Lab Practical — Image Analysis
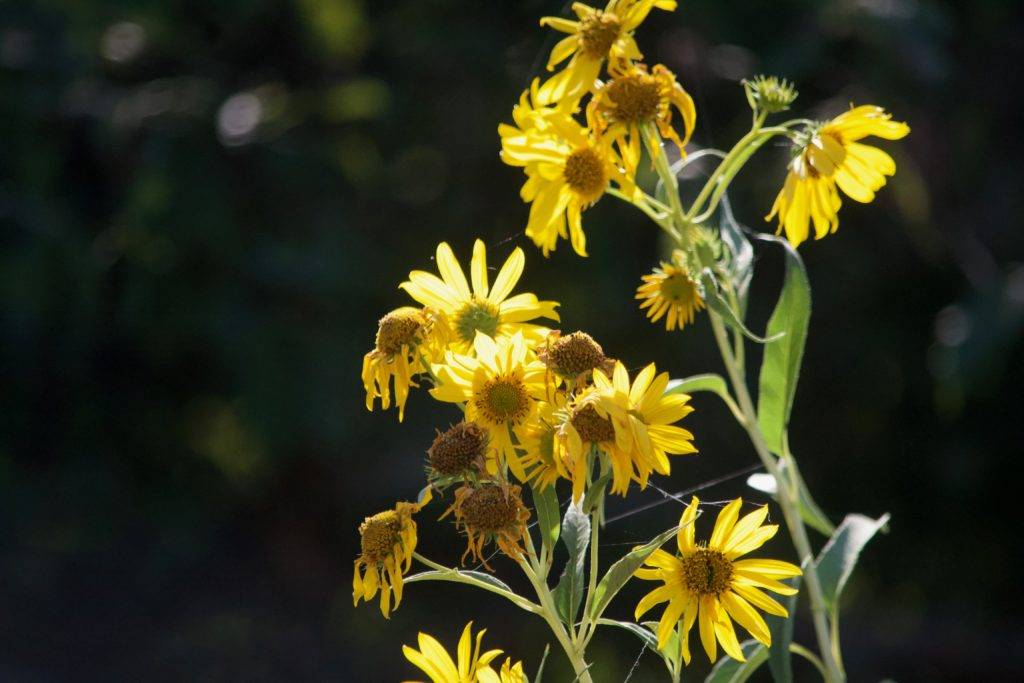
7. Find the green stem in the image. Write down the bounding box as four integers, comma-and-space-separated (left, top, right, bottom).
519, 558, 594, 683
707, 312, 845, 683
791, 642, 829, 679
579, 507, 601, 647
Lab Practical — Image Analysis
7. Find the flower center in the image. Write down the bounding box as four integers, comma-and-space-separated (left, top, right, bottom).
680, 548, 734, 595
375, 310, 423, 356
462, 486, 521, 533
359, 510, 402, 563
563, 148, 607, 198
429, 422, 488, 476
542, 331, 606, 378
571, 403, 616, 443
454, 298, 500, 343
476, 376, 530, 425
604, 74, 661, 123
580, 11, 622, 59
659, 270, 699, 305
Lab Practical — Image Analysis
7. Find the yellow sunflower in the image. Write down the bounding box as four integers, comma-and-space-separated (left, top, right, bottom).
400, 239, 560, 354
444, 481, 531, 569
499, 86, 634, 257
636, 257, 705, 331
766, 104, 910, 247
352, 491, 429, 618
555, 388, 633, 500
634, 497, 802, 665
362, 306, 445, 422
515, 398, 571, 491
538, 0, 678, 105
592, 361, 698, 491
589, 61, 696, 170
430, 332, 550, 480
402, 621, 526, 683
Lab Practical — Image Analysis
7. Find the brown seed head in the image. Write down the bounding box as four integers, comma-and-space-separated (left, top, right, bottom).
428, 422, 488, 476
359, 510, 402, 563
680, 548, 734, 595
571, 403, 616, 443
542, 331, 607, 379
461, 485, 522, 533
375, 310, 424, 356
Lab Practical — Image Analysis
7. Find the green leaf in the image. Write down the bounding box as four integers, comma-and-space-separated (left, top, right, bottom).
746, 460, 835, 537
582, 468, 612, 515
719, 195, 754, 316
765, 575, 801, 683
598, 619, 659, 651
815, 513, 891, 609
552, 500, 590, 625
701, 269, 782, 344
532, 644, 549, 683
531, 482, 561, 553
665, 373, 729, 397
704, 640, 769, 683
755, 234, 811, 454
405, 569, 514, 593
587, 525, 680, 620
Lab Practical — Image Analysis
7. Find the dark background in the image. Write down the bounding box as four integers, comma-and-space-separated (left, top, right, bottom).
2, 1, 1022, 681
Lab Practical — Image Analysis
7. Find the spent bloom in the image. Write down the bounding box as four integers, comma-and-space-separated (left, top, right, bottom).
361, 306, 443, 422
352, 493, 429, 618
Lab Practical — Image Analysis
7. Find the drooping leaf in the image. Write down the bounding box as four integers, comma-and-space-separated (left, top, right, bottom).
552, 501, 590, 625
665, 373, 729, 398
746, 460, 835, 537
719, 195, 754, 316
598, 619, 659, 651
755, 234, 811, 454
587, 525, 680, 620
531, 482, 561, 553
701, 269, 782, 344
532, 644, 549, 683
405, 569, 514, 593
815, 513, 891, 609
704, 640, 769, 683
765, 575, 801, 683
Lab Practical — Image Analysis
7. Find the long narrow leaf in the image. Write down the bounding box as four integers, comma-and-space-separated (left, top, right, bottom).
586, 526, 680, 620
531, 482, 561, 553
704, 640, 768, 683
755, 235, 811, 454
766, 575, 801, 682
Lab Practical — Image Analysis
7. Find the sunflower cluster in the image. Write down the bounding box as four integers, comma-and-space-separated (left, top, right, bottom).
499, 0, 695, 258
356, 238, 698, 618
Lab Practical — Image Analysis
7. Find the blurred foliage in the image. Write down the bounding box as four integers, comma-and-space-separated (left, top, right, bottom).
1, 1, 1022, 681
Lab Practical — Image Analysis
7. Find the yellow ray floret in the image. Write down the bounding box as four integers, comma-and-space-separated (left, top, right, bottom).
766, 105, 910, 247
590, 361, 698, 495
402, 621, 526, 683
352, 491, 430, 618
431, 332, 551, 480
538, 0, 678, 105
500, 83, 635, 257
634, 496, 802, 665
400, 239, 560, 354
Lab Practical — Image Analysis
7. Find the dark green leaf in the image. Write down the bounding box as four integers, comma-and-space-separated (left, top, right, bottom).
704, 640, 768, 683
815, 513, 891, 609
531, 482, 561, 553
766, 575, 801, 683
755, 234, 811, 454
552, 501, 590, 625
587, 525, 680, 620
